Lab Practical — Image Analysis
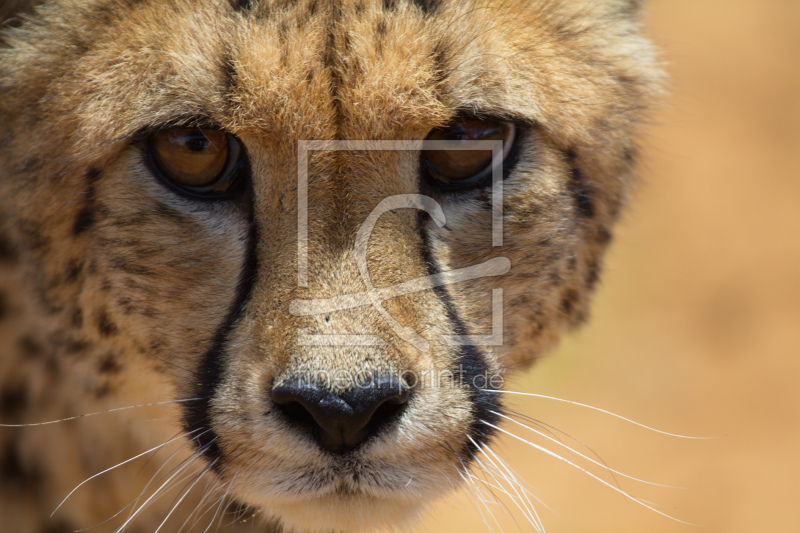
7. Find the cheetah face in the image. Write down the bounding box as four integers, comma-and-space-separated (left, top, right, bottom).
0, 0, 660, 531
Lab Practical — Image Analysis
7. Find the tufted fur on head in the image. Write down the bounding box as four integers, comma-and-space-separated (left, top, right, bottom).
0, 0, 662, 531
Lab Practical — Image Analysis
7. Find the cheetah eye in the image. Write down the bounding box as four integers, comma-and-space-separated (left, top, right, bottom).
148, 128, 244, 197
422, 119, 516, 190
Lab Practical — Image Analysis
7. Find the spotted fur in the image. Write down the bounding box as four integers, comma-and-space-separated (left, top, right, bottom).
0, 0, 662, 531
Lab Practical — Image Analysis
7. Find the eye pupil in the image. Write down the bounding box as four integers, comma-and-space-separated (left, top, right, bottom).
186, 135, 209, 152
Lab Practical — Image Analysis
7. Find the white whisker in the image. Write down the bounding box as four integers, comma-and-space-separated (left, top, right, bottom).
448, 446, 498, 533
481, 444, 546, 532
89, 427, 224, 532
491, 410, 678, 488
114, 441, 215, 533
122, 430, 217, 525
177, 469, 224, 533
461, 467, 500, 533
483, 421, 699, 526
485, 390, 712, 439
0, 398, 204, 427
469, 436, 545, 533
51, 428, 202, 517
155, 458, 218, 533
203, 467, 239, 533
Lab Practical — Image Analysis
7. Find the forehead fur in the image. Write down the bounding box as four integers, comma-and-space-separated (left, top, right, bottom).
0, 0, 660, 163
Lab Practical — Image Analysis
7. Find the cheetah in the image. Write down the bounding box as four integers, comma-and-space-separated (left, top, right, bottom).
0, 0, 662, 531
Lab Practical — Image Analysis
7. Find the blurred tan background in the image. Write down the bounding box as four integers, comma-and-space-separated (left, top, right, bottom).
423, 1, 800, 532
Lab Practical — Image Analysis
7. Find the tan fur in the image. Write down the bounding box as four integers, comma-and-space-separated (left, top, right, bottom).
0, 0, 662, 531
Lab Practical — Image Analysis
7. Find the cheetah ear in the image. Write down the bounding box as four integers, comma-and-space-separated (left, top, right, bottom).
0, 0, 44, 32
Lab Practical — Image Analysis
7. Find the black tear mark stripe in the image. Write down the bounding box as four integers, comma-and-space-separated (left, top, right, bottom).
181, 198, 259, 471
419, 220, 502, 457
72, 167, 102, 236
566, 150, 595, 218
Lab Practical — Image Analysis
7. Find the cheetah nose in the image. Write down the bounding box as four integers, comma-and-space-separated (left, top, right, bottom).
271, 375, 411, 454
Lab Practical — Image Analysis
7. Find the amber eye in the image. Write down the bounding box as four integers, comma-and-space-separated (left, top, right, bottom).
423, 119, 516, 188
149, 128, 243, 196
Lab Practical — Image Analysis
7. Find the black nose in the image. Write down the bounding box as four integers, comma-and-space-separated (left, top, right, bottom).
271, 375, 411, 454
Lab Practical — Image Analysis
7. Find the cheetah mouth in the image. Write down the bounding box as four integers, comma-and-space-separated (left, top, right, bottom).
229, 461, 435, 532
256, 490, 426, 533
271, 464, 428, 499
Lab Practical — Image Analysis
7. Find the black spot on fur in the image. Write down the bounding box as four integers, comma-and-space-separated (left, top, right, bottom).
117, 297, 136, 315
149, 339, 165, 353
411, 0, 440, 15
18, 335, 44, 359
381, 0, 437, 16
0, 291, 8, 320
98, 353, 122, 375
96, 309, 119, 337
71, 307, 83, 327
98, 277, 113, 292
560, 288, 579, 316
72, 206, 97, 235
94, 383, 111, 399
64, 260, 82, 284
228, 0, 252, 11
0, 445, 25, 481
566, 150, 595, 218
0, 442, 41, 488
548, 271, 563, 285
0, 385, 26, 419
586, 259, 602, 289
0, 233, 18, 262
567, 256, 578, 271
374, 18, 386, 56
72, 168, 102, 235
64, 338, 89, 356
42, 520, 78, 533
85, 167, 102, 185
596, 227, 612, 246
